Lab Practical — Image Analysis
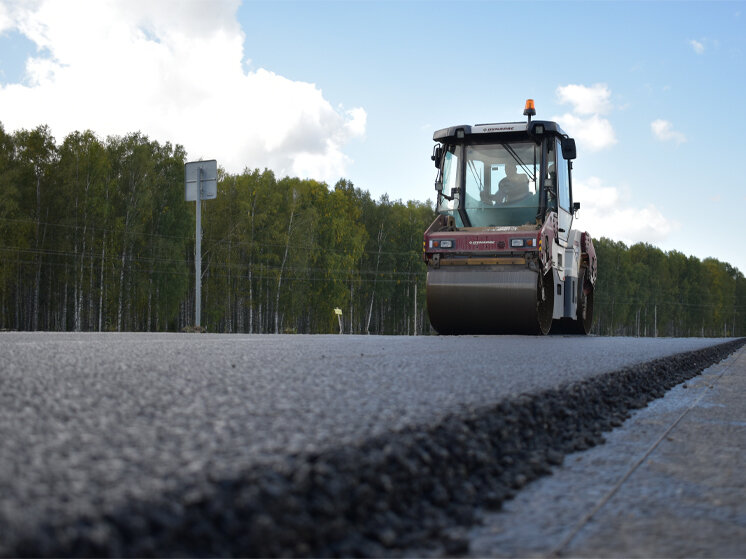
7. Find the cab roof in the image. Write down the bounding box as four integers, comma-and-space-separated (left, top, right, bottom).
433, 120, 567, 143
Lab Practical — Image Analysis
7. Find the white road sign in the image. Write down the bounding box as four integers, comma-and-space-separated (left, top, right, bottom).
185, 160, 218, 201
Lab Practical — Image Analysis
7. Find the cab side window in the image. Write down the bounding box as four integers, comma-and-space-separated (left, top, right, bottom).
556, 139, 570, 211
545, 139, 557, 210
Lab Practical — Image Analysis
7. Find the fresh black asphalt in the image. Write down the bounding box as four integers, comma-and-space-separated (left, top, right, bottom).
0, 333, 742, 556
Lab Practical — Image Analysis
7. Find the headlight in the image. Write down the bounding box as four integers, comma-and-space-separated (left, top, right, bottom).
511, 238, 538, 248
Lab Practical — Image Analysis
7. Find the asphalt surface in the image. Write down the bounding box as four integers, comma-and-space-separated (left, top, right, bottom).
0, 333, 742, 556
468, 343, 746, 558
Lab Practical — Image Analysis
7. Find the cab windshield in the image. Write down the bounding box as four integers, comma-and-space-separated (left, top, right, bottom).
437, 141, 542, 227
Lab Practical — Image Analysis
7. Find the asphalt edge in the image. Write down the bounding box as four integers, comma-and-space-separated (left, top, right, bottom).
8, 338, 746, 558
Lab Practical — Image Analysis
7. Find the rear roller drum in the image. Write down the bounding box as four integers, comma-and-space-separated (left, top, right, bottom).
573, 267, 594, 335
551, 268, 595, 335
536, 271, 553, 335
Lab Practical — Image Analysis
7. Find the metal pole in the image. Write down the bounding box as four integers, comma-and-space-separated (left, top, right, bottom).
195, 167, 202, 328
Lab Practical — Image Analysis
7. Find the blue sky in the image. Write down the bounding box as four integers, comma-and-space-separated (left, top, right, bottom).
1, 0, 745, 273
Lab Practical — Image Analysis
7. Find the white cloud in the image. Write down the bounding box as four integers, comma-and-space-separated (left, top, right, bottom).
573, 176, 678, 244
689, 39, 705, 54
555, 83, 612, 115
554, 113, 617, 152
0, 0, 366, 182
0, 3, 12, 33
651, 119, 686, 145
553, 84, 616, 152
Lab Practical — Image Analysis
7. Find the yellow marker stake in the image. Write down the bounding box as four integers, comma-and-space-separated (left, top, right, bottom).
334, 308, 343, 334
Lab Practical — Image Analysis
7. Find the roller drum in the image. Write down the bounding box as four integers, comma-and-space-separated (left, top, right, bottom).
426, 266, 541, 334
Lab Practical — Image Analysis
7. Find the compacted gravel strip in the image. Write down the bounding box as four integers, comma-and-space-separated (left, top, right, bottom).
2, 337, 743, 557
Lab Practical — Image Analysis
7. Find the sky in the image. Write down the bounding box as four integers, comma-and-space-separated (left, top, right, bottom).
1, 0, 745, 273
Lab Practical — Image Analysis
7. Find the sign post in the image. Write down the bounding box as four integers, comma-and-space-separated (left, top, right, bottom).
185, 160, 217, 329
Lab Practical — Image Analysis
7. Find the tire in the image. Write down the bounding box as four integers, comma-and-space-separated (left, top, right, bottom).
536, 270, 553, 335
573, 267, 594, 335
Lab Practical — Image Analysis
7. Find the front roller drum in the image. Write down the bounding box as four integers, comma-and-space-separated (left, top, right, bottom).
426, 266, 553, 335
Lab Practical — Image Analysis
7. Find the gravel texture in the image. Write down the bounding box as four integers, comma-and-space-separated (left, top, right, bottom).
0, 333, 743, 556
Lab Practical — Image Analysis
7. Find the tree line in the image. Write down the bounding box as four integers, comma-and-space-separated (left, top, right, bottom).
0, 123, 744, 336
592, 238, 745, 337
0, 124, 434, 334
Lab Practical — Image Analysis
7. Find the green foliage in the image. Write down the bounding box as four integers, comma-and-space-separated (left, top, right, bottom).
592, 237, 745, 337
0, 126, 190, 331
198, 171, 435, 334
0, 123, 437, 333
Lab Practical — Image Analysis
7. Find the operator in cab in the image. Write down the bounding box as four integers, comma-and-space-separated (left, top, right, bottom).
495, 163, 529, 204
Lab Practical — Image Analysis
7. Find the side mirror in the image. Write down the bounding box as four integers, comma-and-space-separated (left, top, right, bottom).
573, 202, 580, 213
431, 145, 442, 168
561, 137, 576, 160
435, 179, 443, 192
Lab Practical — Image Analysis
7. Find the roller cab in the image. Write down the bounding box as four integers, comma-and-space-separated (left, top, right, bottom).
423, 100, 597, 335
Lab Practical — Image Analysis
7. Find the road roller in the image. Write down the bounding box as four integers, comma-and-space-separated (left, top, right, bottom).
423, 100, 597, 335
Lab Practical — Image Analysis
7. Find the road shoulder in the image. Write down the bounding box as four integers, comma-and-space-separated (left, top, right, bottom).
468, 344, 746, 558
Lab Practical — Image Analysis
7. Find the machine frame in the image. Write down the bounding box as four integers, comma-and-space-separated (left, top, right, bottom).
423, 102, 597, 335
